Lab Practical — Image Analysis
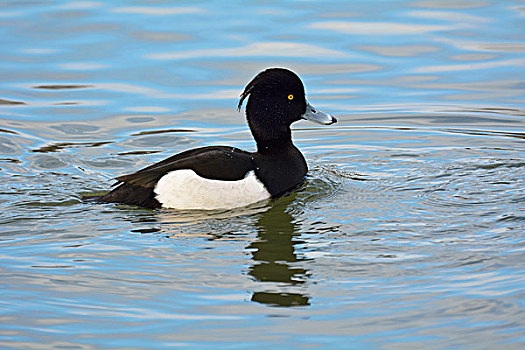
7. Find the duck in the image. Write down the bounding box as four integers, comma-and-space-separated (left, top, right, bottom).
97, 68, 337, 210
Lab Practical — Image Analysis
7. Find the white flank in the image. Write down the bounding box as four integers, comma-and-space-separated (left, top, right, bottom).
154, 169, 271, 210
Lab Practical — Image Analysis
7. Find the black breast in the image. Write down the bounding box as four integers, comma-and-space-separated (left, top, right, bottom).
253, 145, 307, 197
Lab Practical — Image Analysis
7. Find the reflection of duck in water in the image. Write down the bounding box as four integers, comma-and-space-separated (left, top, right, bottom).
121, 190, 312, 307
96, 68, 336, 209
248, 201, 310, 307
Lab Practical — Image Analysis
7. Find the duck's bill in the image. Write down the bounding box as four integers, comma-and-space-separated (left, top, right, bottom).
302, 101, 337, 125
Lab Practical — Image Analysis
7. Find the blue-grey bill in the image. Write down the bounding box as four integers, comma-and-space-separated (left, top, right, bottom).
302, 101, 337, 125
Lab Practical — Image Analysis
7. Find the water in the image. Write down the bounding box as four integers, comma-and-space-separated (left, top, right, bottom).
1, 0, 524, 349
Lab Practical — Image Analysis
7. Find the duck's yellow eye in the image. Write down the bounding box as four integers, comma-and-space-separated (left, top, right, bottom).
288, 94, 294, 100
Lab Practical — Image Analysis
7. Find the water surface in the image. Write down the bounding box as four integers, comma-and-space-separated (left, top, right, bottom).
1, 0, 524, 349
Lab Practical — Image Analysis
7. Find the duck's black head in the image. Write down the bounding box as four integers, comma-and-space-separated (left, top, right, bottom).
238, 68, 336, 152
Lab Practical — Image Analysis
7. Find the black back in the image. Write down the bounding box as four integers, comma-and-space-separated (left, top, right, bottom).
98, 146, 255, 208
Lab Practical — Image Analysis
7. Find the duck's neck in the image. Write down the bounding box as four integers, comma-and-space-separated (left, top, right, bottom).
246, 97, 296, 155
255, 134, 294, 155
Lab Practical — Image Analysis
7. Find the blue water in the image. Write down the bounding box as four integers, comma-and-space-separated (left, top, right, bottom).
1, 1, 524, 349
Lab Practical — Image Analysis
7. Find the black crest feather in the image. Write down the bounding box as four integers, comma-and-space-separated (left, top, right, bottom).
237, 68, 291, 111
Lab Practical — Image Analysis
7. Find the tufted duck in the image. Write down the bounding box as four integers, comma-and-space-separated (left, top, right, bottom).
97, 68, 337, 209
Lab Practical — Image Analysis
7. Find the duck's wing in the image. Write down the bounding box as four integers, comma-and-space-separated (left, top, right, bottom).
97, 146, 255, 208
115, 146, 255, 188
